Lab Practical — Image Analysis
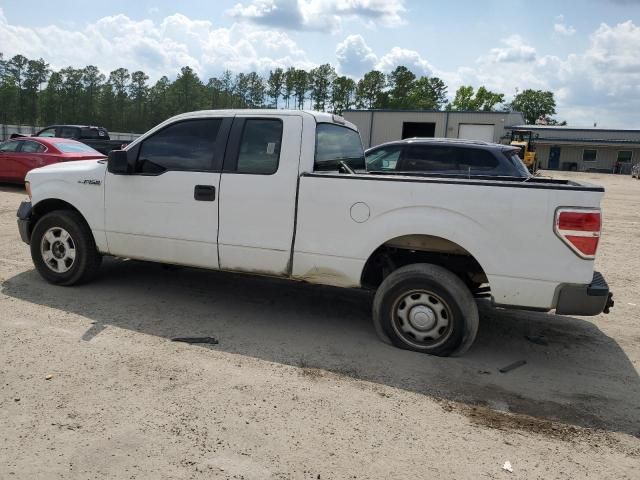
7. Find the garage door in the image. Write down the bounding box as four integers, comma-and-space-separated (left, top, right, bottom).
458, 124, 495, 142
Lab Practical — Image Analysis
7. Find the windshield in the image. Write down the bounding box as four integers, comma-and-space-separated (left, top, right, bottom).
504, 150, 531, 177
314, 123, 365, 171
54, 141, 101, 154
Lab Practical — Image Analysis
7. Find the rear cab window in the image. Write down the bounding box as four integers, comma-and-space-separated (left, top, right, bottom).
37, 128, 57, 138
314, 123, 365, 171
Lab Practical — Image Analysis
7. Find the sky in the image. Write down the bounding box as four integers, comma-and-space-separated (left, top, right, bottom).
1, 0, 640, 127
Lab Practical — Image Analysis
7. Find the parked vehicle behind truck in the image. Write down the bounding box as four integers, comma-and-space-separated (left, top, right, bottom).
12, 125, 130, 155
16, 110, 613, 356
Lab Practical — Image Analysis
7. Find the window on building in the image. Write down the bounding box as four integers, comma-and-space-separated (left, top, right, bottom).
582, 149, 597, 162
617, 150, 632, 163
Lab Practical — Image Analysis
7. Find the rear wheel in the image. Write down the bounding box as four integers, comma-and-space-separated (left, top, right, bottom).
373, 263, 479, 357
30, 210, 102, 285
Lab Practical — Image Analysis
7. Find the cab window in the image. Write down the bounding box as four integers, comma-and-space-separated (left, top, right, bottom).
37, 128, 57, 137
59, 127, 79, 139
314, 123, 365, 171
137, 119, 222, 173
236, 119, 283, 175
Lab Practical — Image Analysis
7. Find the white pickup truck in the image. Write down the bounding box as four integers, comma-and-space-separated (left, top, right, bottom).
16, 110, 613, 356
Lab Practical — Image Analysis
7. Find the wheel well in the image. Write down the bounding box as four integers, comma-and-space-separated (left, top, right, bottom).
360, 235, 489, 293
29, 199, 87, 240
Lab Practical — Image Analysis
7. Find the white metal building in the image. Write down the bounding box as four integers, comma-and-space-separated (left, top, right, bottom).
505, 125, 640, 174
343, 109, 526, 148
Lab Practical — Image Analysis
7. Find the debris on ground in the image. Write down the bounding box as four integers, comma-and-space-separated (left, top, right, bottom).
499, 360, 527, 374
171, 336, 219, 345
45, 374, 53, 380
502, 461, 513, 473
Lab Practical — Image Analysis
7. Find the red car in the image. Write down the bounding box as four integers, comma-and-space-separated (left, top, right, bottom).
0, 137, 105, 184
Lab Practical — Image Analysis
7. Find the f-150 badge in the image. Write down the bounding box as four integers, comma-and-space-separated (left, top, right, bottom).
78, 179, 101, 186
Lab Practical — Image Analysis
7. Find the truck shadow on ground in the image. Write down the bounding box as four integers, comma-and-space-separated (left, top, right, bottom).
3, 257, 639, 436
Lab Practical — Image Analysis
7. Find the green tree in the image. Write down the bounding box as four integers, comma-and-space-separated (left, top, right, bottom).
81, 65, 105, 124
5, 54, 29, 123
60, 67, 83, 123
42, 71, 63, 125
387, 66, 416, 109
331, 76, 356, 114
147, 76, 171, 127
283, 67, 296, 109
293, 69, 309, 109
450, 85, 504, 112
170, 66, 206, 114
129, 71, 149, 131
109, 68, 130, 130
23, 58, 50, 124
309, 63, 336, 111
509, 89, 557, 124
246, 71, 265, 108
409, 76, 448, 110
355, 70, 386, 109
267, 67, 284, 108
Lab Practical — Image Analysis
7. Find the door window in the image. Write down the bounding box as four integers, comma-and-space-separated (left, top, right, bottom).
20, 140, 46, 153
457, 148, 500, 173
401, 146, 457, 172
37, 128, 57, 137
137, 119, 222, 173
617, 151, 632, 163
365, 146, 402, 171
236, 119, 283, 174
0, 141, 21, 152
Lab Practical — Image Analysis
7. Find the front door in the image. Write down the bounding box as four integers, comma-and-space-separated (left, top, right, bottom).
0, 140, 22, 181
104, 116, 232, 268
548, 146, 561, 170
217, 114, 302, 275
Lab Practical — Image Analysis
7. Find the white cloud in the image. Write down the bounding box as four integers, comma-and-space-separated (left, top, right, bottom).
335, 34, 433, 77
554, 14, 576, 36
229, 0, 406, 32
481, 35, 537, 63
0, 11, 310, 80
335, 34, 377, 76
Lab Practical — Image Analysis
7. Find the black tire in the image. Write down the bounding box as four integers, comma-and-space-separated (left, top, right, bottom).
30, 210, 102, 286
373, 263, 479, 357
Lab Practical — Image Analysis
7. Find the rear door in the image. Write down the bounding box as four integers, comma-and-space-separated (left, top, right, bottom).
217, 114, 303, 275
104, 116, 232, 268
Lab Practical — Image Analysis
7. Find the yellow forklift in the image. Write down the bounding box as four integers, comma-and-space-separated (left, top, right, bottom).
510, 129, 539, 173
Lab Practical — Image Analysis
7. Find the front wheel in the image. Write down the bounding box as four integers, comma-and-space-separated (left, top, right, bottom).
30, 210, 102, 286
372, 263, 479, 357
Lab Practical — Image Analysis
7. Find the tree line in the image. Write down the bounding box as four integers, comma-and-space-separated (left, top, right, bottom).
0, 52, 560, 133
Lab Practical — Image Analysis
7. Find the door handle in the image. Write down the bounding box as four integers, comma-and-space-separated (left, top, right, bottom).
194, 185, 216, 201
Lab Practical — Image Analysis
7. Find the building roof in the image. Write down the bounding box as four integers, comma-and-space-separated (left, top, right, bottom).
505, 124, 640, 146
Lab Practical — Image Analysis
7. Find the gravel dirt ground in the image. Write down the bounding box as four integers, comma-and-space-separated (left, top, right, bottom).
1, 171, 639, 479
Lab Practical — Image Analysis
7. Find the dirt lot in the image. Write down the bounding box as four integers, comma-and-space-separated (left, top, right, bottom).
1, 171, 639, 479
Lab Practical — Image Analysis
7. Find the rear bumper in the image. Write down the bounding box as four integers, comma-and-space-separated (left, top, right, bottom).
16, 201, 32, 245
555, 271, 614, 316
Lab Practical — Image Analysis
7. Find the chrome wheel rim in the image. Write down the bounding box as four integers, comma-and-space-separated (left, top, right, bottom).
41, 227, 76, 273
391, 290, 453, 348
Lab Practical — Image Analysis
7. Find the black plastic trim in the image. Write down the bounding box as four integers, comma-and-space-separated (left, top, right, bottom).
16, 201, 32, 244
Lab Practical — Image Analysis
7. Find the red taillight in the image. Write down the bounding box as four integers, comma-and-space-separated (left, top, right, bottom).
555, 208, 601, 259
557, 211, 601, 232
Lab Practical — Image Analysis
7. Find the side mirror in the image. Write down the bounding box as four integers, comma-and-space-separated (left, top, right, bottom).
107, 150, 132, 175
